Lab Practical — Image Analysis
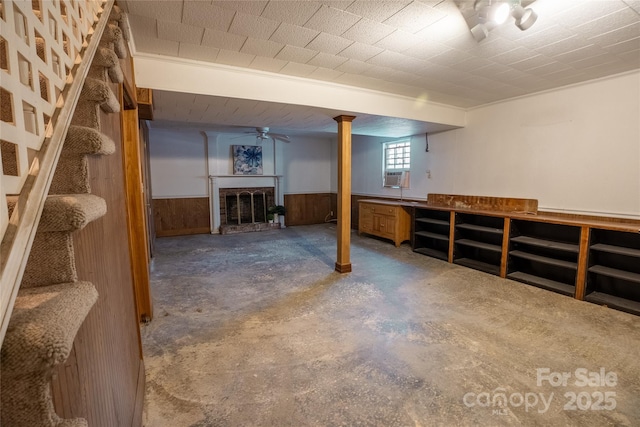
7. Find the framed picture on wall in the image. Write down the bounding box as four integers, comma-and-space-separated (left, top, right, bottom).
233, 145, 263, 175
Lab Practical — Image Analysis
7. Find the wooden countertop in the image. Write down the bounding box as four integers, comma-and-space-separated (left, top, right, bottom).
358, 199, 640, 233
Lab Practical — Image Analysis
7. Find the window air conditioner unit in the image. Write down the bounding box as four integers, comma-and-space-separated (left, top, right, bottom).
384, 171, 409, 188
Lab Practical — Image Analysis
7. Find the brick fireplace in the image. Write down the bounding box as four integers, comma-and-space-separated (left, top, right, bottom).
208, 172, 283, 235
218, 186, 279, 234
219, 187, 275, 225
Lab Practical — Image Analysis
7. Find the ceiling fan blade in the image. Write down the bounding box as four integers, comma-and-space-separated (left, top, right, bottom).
273, 135, 290, 143
270, 132, 290, 142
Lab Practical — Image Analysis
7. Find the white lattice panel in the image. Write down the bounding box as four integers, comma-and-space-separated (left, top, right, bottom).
0, 0, 104, 237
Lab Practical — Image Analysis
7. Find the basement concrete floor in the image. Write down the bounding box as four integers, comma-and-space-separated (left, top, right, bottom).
142, 224, 640, 427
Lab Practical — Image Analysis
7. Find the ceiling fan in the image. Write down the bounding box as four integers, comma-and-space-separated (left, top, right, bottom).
243, 127, 290, 143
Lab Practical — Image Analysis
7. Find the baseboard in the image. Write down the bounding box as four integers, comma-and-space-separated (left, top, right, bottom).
156, 227, 210, 237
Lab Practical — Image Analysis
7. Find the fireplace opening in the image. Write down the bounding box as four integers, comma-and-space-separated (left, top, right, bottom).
225, 191, 267, 224
218, 186, 277, 234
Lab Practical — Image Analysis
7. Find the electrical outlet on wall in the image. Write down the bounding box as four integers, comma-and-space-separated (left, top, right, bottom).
426, 170, 432, 179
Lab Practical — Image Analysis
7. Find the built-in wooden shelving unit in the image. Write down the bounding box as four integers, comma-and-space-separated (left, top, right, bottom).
413, 208, 452, 261
507, 220, 581, 296
454, 213, 504, 276
402, 194, 640, 317
585, 229, 640, 316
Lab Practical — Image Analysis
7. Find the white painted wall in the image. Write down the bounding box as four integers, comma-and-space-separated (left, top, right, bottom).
148, 128, 207, 198
351, 71, 640, 218
280, 135, 333, 194
150, 71, 639, 218
149, 130, 334, 197
351, 134, 419, 200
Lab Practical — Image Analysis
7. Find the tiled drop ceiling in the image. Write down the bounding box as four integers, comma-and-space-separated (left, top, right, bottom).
120, 0, 640, 136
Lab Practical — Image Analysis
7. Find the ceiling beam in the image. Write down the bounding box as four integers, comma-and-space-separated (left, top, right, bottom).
133, 54, 467, 129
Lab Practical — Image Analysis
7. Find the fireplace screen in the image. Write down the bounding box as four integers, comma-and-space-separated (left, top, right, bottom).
219, 187, 275, 226
225, 191, 267, 224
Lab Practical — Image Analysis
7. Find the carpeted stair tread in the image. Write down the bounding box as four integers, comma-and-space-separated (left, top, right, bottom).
78, 77, 120, 113
71, 77, 120, 130
39, 194, 107, 232
89, 46, 124, 84
100, 23, 127, 59
110, 5, 130, 41
49, 126, 115, 194
1, 282, 96, 427
6, 194, 106, 232
1, 281, 98, 374
64, 126, 116, 155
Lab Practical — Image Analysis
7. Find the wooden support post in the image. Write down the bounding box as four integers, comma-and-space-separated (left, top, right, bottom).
448, 211, 456, 263
574, 226, 590, 300
333, 115, 356, 273
500, 217, 511, 278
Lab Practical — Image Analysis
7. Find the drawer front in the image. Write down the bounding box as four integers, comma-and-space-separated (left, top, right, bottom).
359, 203, 376, 213
372, 205, 396, 215
359, 215, 373, 232
359, 205, 373, 232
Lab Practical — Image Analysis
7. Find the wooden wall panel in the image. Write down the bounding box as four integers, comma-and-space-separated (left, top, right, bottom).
284, 193, 333, 226
153, 197, 210, 237
50, 74, 144, 426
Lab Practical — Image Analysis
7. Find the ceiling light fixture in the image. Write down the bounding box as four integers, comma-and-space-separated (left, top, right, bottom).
470, 0, 538, 42
489, 1, 511, 25
511, 4, 538, 31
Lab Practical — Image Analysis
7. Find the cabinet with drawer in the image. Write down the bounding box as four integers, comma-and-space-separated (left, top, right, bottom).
358, 200, 411, 247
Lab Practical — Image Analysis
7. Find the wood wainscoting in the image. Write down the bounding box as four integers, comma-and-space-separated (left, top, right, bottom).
284, 193, 415, 229
284, 193, 336, 226
153, 197, 210, 237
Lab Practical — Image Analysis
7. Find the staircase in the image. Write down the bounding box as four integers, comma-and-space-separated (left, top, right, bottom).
0, 1, 130, 425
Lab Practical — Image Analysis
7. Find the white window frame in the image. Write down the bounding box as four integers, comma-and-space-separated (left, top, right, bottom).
382, 140, 411, 188
383, 140, 411, 172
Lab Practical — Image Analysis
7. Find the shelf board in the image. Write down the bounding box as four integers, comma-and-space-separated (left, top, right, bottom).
584, 292, 640, 316
415, 217, 449, 226
588, 265, 640, 284
413, 247, 448, 261
590, 243, 640, 258
455, 239, 502, 253
507, 271, 575, 296
414, 231, 449, 241
456, 223, 503, 235
510, 235, 579, 253
510, 250, 577, 270
454, 258, 500, 275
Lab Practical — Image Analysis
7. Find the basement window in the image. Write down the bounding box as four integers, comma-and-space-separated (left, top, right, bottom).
383, 140, 410, 188
384, 140, 410, 172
